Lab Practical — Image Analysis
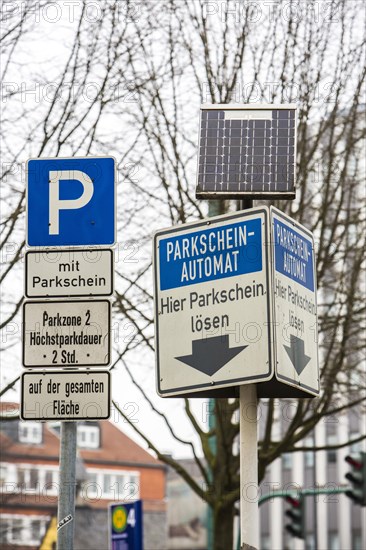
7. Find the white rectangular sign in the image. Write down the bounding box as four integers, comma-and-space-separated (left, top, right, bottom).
25, 248, 114, 298
271, 207, 319, 395
22, 300, 111, 367
153, 209, 273, 396
21, 370, 111, 420
153, 206, 319, 398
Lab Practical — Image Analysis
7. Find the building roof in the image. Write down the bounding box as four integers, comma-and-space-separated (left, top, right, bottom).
0, 400, 60, 460
0, 402, 162, 468
80, 419, 162, 467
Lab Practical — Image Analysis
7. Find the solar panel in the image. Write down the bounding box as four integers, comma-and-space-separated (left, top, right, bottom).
196, 104, 297, 199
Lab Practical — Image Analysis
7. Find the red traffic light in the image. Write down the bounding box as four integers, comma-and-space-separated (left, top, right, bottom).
285, 495, 300, 508
344, 452, 366, 507
345, 455, 362, 469
285, 495, 305, 539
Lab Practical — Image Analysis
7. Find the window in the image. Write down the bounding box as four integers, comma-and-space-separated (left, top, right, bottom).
15, 465, 58, 495
304, 436, 315, 468
0, 518, 8, 544
43, 476, 58, 495
282, 453, 293, 469
29, 468, 38, 489
30, 519, 42, 540
18, 467, 36, 490
329, 532, 340, 550
17, 467, 27, 489
128, 475, 139, 498
283, 531, 292, 550
306, 533, 315, 550
42, 469, 58, 494
45, 470, 53, 486
83, 472, 100, 499
326, 435, 338, 464
0, 464, 8, 486
83, 469, 140, 500
115, 475, 126, 497
349, 432, 361, 453
77, 425, 100, 449
0, 463, 17, 488
261, 534, 270, 550
88, 472, 97, 484
18, 422, 42, 444
103, 474, 112, 494
0, 515, 49, 546
11, 519, 23, 542
352, 530, 362, 550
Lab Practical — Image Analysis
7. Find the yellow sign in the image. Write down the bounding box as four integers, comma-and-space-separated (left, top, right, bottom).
112, 505, 128, 533
40, 516, 57, 550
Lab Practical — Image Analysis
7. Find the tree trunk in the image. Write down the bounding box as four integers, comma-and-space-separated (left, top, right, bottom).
213, 503, 235, 550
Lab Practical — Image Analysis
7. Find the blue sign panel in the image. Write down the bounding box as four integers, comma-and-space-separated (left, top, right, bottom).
27, 157, 115, 246
273, 218, 314, 291
110, 501, 143, 550
159, 218, 262, 290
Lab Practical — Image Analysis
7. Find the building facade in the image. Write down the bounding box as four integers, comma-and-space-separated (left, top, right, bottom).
259, 403, 366, 550
165, 403, 366, 550
0, 402, 167, 549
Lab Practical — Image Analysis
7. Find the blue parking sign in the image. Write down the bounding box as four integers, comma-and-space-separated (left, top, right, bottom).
27, 157, 115, 246
109, 501, 143, 550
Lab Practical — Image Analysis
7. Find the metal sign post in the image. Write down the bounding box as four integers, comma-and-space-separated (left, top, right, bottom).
238, 199, 258, 550
240, 384, 258, 550
57, 422, 77, 550
23, 156, 116, 550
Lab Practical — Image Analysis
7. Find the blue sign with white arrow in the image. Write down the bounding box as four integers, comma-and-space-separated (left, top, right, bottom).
27, 157, 115, 247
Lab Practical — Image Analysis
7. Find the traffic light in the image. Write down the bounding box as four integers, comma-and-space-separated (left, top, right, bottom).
285, 494, 305, 539
344, 452, 366, 506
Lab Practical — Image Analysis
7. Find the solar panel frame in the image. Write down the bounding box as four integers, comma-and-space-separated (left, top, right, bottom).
196, 104, 297, 200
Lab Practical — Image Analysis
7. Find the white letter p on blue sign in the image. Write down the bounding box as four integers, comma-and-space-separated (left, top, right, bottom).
27, 157, 115, 247
49, 170, 94, 235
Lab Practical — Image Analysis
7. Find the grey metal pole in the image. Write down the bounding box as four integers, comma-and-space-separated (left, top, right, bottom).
313, 431, 319, 550
240, 384, 258, 550
207, 200, 221, 550
57, 421, 77, 550
238, 198, 259, 550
